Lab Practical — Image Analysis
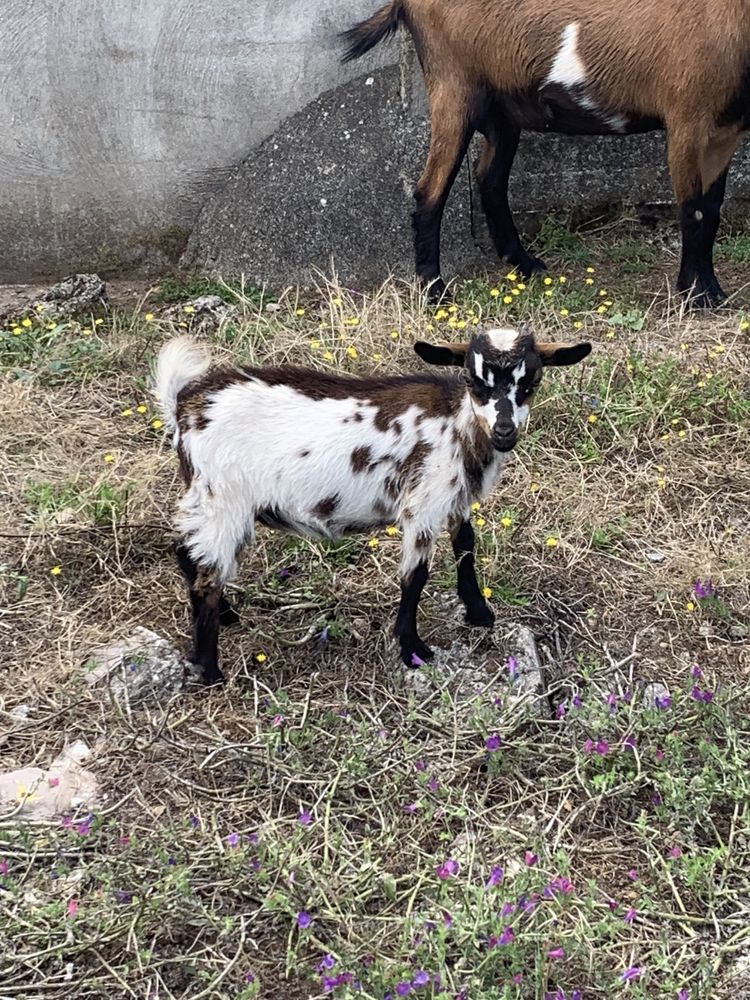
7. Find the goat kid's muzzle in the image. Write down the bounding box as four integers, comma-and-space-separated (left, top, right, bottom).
491, 419, 518, 453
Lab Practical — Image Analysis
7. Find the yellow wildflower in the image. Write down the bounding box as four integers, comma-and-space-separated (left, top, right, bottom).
740, 319, 750, 331
500, 515, 513, 528
588, 414, 599, 424
36, 303, 45, 313
597, 305, 608, 314
490, 288, 501, 298
136, 405, 147, 414
686, 601, 696, 613
599, 289, 607, 297
482, 586, 493, 599
585, 278, 594, 286
12, 326, 22, 335
390, 330, 399, 339
546, 536, 559, 548
511, 288, 521, 296
426, 323, 434, 332
50, 565, 62, 576
95, 317, 104, 325
530, 481, 540, 493
544, 276, 553, 286
476, 517, 487, 527
347, 346, 358, 359
657, 477, 667, 489
368, 537, 380, 549
121, 408, 133, 417
506, 272, 518, 282
448, 304, 458, 313
678, 429, 686, 439
714, 343, 725, 353
104, 453, 115, 464
373, 352, 383, 361
471, 502, 481, 511
386, 525, 399, 537
574, 321, 583, 329
680, 342, 688, 351
323, 350, 334, 361
152, 419, 164, 430
545, 290, 553, 297
606, 329, 616, 339
332, 296, 342, 306
145, 312, 155, 322
456, 320, 468, 329
560, 308, 570, 317
255, 652, 267, 663
559, 276, 567, 284
310, 339, 321, 349
22, 318, 32, 328
346, 317, 360, 327
295, 307, 305, 316
517, 283, 526, 291
586, 266, 596, 273
503, 296, 513, 305
435, 308, 448, 320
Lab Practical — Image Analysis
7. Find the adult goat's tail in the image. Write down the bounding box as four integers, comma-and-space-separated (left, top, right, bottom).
153, 336, 212, 437
340, 1, 404, 63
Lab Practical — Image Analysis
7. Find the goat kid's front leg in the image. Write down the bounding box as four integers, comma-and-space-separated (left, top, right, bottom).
451, 518, 495, 628
175, 541, 226, 686
394, 529, 436, 667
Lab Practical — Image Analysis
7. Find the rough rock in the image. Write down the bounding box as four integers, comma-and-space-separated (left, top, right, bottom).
642, 681, 671, 710
162, 294, 239, 333
500, 624, 549, 718
0, 741, 98, 822
85, 626, 190, 704
182, 63, 716, 289
30, 273, 108, 320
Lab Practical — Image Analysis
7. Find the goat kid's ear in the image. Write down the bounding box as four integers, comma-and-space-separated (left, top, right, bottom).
414, 341, 469, 367
538, 341, 592, 367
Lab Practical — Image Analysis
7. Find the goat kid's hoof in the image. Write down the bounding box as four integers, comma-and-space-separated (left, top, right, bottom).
401, 641, 435, 668
466, 602, 495, 628
424, 277, 449, 304
193, 664, 225, 687
219, 603, 241, 627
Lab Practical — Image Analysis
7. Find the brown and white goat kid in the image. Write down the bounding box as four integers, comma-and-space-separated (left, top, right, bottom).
155, 331, 590, 684
342, 0, 750, 306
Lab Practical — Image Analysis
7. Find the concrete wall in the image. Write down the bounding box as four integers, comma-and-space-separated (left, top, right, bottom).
0, 0, 389, 281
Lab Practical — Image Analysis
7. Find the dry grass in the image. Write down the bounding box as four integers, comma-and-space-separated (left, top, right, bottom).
1, 225, 750, 1000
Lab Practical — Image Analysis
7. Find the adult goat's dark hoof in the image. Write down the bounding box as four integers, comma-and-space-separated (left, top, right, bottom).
677, 276, 728, 309
400, 639, 435, 667
509, 251, 547, 280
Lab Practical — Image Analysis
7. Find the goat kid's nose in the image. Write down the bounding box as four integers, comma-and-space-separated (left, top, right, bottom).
492, 422, 517, 452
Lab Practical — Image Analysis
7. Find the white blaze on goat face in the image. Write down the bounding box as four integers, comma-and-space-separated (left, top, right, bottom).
508, 360, 530, 427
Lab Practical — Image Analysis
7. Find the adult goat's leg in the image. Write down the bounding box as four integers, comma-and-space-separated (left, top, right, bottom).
670, 122, 738, 307
413, 86, 473, 300
476, 125, 546, 280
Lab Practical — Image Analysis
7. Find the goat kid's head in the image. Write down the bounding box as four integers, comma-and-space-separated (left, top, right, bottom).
415, 327, 592, 452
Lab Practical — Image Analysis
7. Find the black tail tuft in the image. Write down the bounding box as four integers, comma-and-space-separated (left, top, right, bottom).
340, 1, 403, 63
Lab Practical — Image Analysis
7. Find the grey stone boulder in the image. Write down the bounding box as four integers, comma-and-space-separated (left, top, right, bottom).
85, 627, 191, 704
180, 61, 730, 290
162, 294, 239, 333
31, 273, 108, 320
0, 741, 98, 822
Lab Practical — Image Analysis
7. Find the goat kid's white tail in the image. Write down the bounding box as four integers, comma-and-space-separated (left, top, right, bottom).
153, 336, 212, 435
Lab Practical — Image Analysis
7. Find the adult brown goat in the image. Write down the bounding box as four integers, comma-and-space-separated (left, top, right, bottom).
342, 0, 750, 306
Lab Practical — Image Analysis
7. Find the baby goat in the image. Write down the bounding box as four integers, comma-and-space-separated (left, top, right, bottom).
342, 0, 750, 306
155, 331, 590, 684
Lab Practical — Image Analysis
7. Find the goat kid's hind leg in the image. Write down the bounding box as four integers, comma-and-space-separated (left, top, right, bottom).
394, 529, 436, 667
413, 86, 474, 301
476, 128, 546, 281
175, 541, 226, 686
451, 518, 495, 628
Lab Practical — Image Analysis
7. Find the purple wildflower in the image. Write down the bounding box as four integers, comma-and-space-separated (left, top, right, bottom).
596, 739, 611, 755
627, 868, 638, 881
584, 739, 595, 753
655, 748, 666, 761
608, 899, 619, 911
606, 692, 619, 709
621, 967, 642, 983
498, 926, 515, 945
623, 735, 637, 750
485, 866, 504, 889
694, 581, 716, 599
415, 759, 427, 772
297, 911, 312, 929
189, 814, 200, 828
411, 653, 426, 667
442, 910, 453, 927
556, 702, 567, 720
75, 814, 94, 836
437, 859, 459, 879
396, 982, 412, 997
404, 802, 419, 814
549, 875, 575, 895
678, 990, 690, 1000
318, 955, 336, 972
485, 733, 502, 751
624, 907, 637, 923
227, 832, 240, 848
654, 694, 672, 709
669, 845, 683, 859
427, 777, 439, 791
412, 971, 430, 987
507, 655, 518, 678
0, 860, 8, 875
501, 901, 515, 917
691, 664, 703, 678
524, 850, 538, 867
547, 947, 565, 960
572, 693, 583, 708
652, 792, 663, 807
298, 811, 312, 826
244, 971, 256, 983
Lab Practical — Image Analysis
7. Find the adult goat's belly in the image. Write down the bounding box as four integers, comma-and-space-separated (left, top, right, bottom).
498, 87, 663, 136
